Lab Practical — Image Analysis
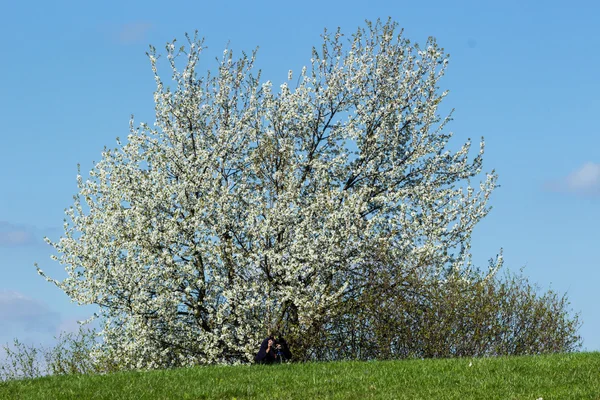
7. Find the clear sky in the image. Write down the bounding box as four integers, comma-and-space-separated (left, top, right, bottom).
1, 0, 598, 352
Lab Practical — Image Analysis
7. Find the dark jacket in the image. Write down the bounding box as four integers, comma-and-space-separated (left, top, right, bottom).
255, 336, 292, 364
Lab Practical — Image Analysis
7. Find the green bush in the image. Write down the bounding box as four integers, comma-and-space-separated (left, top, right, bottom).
0, 339, 42, 381
0, 327, 102, 381
302, 265, 582, 361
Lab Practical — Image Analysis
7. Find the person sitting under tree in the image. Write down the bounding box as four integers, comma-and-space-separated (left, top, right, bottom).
254, 333, 292, 364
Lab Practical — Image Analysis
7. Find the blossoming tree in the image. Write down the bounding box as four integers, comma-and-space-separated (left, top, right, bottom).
38, 19, 498, 367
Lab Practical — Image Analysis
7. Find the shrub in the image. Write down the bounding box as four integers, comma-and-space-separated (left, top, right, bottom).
302, 265, 582, 361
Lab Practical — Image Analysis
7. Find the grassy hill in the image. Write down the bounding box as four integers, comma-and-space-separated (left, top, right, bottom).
1, 352, 598, 399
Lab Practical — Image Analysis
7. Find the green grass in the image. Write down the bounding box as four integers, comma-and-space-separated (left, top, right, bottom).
1, 352, 599, 399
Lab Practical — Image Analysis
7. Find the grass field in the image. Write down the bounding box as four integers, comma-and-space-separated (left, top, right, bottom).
1, 352, 598, 399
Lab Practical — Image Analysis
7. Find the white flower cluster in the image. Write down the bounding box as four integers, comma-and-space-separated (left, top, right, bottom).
38, 20, 497, 368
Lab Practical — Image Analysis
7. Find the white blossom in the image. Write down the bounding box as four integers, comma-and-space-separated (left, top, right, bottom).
39, 19, 497, 368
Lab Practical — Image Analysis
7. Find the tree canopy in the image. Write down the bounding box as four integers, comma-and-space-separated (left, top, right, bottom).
38, 19, 579, 368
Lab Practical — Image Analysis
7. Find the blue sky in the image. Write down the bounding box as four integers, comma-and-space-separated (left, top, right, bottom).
1, 0, 598, 352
